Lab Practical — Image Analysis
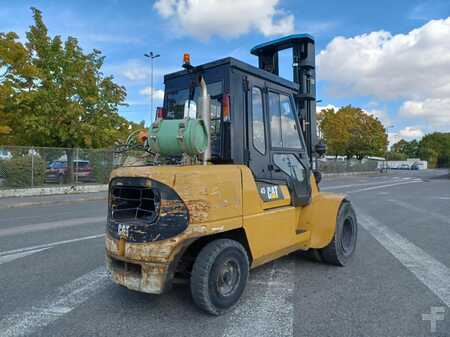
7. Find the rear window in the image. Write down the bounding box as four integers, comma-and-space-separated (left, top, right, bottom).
48, 161, 66, 169
165, 81, 223, 155
165, 81, 223, 120
74, 161, 90, 168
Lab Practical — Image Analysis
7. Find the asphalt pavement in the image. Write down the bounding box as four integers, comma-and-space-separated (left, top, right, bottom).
0, 169, 449, 337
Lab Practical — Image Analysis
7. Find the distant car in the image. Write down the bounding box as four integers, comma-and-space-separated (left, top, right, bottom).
410, 163, 419, 170
0, 149, 12, 160
399, 163, 410, 170
45, 160, 94, 184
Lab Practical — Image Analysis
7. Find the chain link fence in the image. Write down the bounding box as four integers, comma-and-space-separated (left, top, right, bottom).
317, 157, 383, 174
0, 146, 116, 189
0, 146, 388, 189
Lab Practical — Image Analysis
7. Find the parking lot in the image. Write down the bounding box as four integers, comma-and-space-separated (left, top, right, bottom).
0, 169, 449, 337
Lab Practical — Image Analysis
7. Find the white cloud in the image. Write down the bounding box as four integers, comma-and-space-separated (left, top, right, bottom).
368, 108, 392, 126
153, 0, 294, 40
316, 104, 340, 113
317, 17, 450, 101
388, 132, 401, 146
398, 126, 424, 139
399, 98, 450, 127
122, 61, 148, 81
388, 126, 424, 146
316, 104, 391, 126
139, 87, 165, 100
104, 59, 175, 83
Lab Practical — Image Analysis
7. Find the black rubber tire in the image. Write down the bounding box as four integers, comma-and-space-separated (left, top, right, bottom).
319, 201, 358, 266
190, 239, 249, 316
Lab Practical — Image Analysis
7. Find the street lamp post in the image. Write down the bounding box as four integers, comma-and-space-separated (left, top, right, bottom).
385, 124, 395, 173
144, 52, 160, 122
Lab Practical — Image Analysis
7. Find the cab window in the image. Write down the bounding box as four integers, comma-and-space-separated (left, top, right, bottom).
269, 92, 282, 148
252, 87, 266, 155
269, 92, 302, 149
273, 153, 306, 182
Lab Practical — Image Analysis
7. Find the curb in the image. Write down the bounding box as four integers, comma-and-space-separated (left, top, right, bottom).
0, 195, 107, 209
0, 184, 108, 198
322, 171, 386, 178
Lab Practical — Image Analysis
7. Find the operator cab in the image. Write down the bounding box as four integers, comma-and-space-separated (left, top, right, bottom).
161, 35, 319, 206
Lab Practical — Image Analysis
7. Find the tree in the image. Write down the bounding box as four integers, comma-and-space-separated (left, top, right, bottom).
319, 105, 388, 159
0, 30, 39, 143
391, 139, 419, 158
0, 8, 143, 180
418, 132, 450, 168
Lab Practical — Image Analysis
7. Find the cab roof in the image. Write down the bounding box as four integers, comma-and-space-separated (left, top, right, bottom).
164, 57, 299, 91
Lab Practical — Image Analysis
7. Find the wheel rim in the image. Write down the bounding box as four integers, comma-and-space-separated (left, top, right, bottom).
341, 217, 354, 255
216, 258, 241, 297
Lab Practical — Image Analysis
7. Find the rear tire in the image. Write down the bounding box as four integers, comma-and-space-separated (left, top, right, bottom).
190, 239, 249, 316
319, 201, 358, 266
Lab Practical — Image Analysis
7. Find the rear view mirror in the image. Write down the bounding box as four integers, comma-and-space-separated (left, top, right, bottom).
315, 141, 326, 156
184, 100, 197, 119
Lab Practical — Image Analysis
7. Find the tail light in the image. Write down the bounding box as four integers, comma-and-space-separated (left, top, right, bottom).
156, 107, 166, 120
222, 93, 230, 121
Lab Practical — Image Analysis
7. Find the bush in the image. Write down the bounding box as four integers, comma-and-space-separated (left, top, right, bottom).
0, 159, 6, 178
2, 155, 46, 188
87, 151, 114, 184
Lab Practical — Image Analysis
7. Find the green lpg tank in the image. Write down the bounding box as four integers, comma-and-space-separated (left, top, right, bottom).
147, 118, 208, 157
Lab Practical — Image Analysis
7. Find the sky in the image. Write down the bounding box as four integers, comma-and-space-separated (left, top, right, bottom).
1, 0, 450, 145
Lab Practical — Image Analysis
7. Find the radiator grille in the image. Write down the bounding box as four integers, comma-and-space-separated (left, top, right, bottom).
111, 186, 160, 224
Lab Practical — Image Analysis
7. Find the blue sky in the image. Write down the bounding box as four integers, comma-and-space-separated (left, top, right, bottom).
1, 0, 450, 144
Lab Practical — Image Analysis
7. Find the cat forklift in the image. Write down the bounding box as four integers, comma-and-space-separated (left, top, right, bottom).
106, 34, 358, 315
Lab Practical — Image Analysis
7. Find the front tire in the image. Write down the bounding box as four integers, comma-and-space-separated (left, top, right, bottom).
190, 239, 249, 315
319, 200, 358, 266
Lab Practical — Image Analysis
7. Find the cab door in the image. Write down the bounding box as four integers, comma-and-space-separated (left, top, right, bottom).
246, 78, 271, 181
266, 89, 311, 206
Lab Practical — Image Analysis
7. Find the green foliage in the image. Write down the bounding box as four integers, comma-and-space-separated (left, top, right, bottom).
391, 139, 419, 158
0, 7, 144, 148
1, 155, 46, 188
0, 159, 6, 178
391, 133, 450, 168
318, 105, 388, 159
86, 150, 114, 184
419, 133, 450, 168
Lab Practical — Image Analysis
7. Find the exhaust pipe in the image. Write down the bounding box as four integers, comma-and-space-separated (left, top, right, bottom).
198, 76, 210, 164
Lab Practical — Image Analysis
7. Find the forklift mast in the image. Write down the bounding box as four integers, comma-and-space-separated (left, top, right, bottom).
251, 34, 317, 167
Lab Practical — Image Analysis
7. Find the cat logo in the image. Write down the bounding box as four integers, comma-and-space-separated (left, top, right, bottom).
117, 224, 130, 239
260, 185, 279, 200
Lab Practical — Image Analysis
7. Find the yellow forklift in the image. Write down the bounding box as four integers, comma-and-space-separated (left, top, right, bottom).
106, 34, 357, 315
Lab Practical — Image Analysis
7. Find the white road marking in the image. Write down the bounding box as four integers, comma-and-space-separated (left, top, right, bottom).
322, 179, 399, 191
0, 234, 104, 258
223, 259, 295, 337
0, 266, 109, 337
348, 180, 422, 193
0, 216, 105, 237
0, 248, 51, 265
358, 211, 450, 307
387, 199, 450, 225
